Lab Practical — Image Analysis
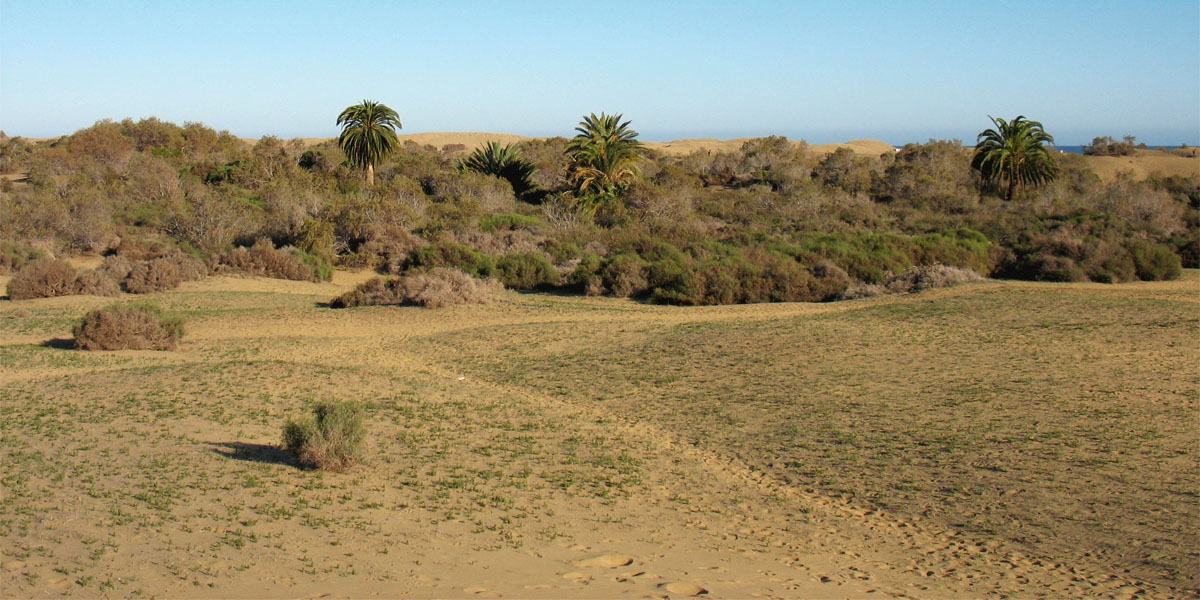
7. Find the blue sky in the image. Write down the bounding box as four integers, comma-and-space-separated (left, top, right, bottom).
1, 1, 1197, 144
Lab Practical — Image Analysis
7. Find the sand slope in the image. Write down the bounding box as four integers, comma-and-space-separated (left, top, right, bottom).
0, 270, 1195, 598
1080, 150, 1199, 182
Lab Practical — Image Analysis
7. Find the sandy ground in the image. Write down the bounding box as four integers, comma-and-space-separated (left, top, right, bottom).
0, 269, 1195, 599
1080, 150, 1199, 182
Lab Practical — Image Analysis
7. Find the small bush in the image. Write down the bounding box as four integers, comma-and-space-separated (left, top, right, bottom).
73, 302, 184, 351
496, 252, 559, 290
7, 259, 78, 300
282, 401, 366, 472
402, 240, 496, 278
1127, 240, 1183, 281
73, 270, 122, 296
209, 238, 325, 282
331, 267, 502, 308
602, 254, 650, 298
123, 256, 186, 293
101, 243, 207, 293
352, 225, 425, 273
0, 241, 46, 275
480, 213, 544, 233
884, 264, 984, 294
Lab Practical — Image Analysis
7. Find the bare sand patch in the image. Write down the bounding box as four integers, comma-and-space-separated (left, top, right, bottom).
0, 271, 1194, 599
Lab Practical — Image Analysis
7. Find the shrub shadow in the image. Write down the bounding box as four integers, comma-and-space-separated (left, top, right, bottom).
206, 442, 299, 468
40, 338, 76, 349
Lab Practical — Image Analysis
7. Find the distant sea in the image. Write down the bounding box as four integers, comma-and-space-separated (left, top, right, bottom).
1054, 145, 1192, 155
887, 144, 1195, 154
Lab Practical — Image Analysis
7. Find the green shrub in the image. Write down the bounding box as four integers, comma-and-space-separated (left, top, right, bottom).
282, 401, 366, 472
480, 213, 544, 233
496, 252, 559, 290
73, 302, 184, 351
566, 251, 604, 294
541, 238, 582, 264
295, 247, 334, 282
647, 258, 700, 304
602, 254, 650, 298
1127, 240, 1183, 281
403, 240, 496, 278
0, 241, 46, 275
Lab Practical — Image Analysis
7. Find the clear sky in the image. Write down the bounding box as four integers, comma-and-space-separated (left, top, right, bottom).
2, 1, 1197, 144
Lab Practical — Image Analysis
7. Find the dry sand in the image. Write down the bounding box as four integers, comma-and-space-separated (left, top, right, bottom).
0, 269, 1195, 599
1080, 149, 1199, 182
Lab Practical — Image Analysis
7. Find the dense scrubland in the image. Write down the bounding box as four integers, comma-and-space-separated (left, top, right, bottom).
1, 116, 1197, 598
1, 117, 1195, 305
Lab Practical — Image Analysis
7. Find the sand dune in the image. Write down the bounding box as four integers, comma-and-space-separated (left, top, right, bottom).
16, 131, 1198, 181
1081, 150, 1199, 182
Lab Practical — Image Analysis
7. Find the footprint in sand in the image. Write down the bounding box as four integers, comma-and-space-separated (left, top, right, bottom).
659, 582, 709, 596
574, 553, 634, 568
463, 586, 500, 597
562, 571, 593, 583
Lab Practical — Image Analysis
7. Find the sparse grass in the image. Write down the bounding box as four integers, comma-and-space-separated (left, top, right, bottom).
0, 272, 1194, 597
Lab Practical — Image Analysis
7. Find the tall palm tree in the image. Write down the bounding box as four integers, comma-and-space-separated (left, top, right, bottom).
565, 113, 644, 212
336, 100, 402, 186
971, 115, 1057, 200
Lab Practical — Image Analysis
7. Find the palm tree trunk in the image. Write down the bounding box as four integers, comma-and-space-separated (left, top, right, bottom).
366, 163, 375, 186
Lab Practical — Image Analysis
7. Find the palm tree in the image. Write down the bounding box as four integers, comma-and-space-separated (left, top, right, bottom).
565, 113, 644, 212
971, 115, 1057, 200
336, 100, 402, 186
457, 141, 539, 200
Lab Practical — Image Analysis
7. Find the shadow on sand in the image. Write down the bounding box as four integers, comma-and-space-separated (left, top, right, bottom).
206, 442, 299, 468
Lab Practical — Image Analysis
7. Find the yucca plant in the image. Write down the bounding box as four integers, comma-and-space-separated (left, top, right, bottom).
457, 141, 539, 199
337, 100, 402, 186
971, 115, 1057, 200
565, 113, 644, 214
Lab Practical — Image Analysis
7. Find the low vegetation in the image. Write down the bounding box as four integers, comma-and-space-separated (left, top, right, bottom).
331, 267, 502, 308
72, 301, 184, 350
282, 401, 367, 471
0, 115, 1193, 308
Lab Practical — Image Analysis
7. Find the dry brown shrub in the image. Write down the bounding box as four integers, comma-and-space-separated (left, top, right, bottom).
455, 229, 544, 256
403, 268, 503, 307
208, 238, 316, 281
6, 259, 78, 300
839, 282, 888, 300
884, 264, 983, 294
356, 225, 426, 274
109, 238, 176, 261
72, 270, 121, 297
73, 303, 184, 351
101, 242, 207, 293
123, 257, 186, 294
98, 255, 135, 280
331, 267, 501, 309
